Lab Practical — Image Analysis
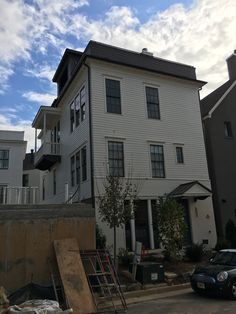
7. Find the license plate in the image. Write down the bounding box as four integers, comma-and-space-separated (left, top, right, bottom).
197, 282, 205, 289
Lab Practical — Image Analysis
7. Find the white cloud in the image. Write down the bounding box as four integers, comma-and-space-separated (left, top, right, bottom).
25, 64, 55, 81
22, 91, 56, 106
0, 0, 89, 92
2, 0, 235, 97
73, 1, 236, 97
1, 0, 236, 147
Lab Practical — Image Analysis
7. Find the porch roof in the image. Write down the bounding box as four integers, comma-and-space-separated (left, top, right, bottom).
169, 181, 212, 198
32, 106, 61, 129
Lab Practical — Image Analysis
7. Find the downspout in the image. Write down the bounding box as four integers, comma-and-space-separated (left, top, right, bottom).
83, 61, 95, 208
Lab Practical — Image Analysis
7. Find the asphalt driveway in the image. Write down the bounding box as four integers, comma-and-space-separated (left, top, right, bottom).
127, 288, 236, 314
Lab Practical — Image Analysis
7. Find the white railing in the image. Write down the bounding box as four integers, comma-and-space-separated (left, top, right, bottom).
35, 142, 61, 165
1, 186, 39, 205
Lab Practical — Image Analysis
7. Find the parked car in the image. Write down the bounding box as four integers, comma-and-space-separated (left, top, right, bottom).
190, 249, 236, 299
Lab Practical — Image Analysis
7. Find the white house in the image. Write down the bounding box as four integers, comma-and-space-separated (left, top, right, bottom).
0, 130, 27, 204
32, 41, 217, 250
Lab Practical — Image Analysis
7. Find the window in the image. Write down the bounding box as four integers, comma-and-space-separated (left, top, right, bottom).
76, 151, 81, 184
0, 150, 9, 169
75, 94, 80, 127
71, 156, 75, 186
176, 146, 184, 164
0, 185, 7, 204
70, 101, 75, 132
106, 79, 121, 114
81, 147, 87, 181
108, 141, 124, 177
80, 86, 86, 121
53, 169, 56, 195
224, 121, 233, 138
70, 86, 86, 131
150, 145, 165, 178
146, 86, 160, 119
22, 174, 29, 187
71, 146, 87, 185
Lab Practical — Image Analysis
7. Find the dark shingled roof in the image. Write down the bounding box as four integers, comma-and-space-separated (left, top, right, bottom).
52, 41, 206, 107
84, 41, 199, 81
200, 80, 233, 117
169, 181, 212, 197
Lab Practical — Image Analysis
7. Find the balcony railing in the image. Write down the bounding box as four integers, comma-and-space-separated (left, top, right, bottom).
0, 186, 39, 204
34, 142, 61, 170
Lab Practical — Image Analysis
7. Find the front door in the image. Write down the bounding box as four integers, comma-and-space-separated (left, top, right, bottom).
178, 198, 192, 245
134, 200, 150, 249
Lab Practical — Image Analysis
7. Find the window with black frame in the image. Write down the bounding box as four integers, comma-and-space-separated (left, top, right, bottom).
80, 86, 86, 121
70, 101, 75, 132
106, 79, 121, 114
146, 86, 160, 119
0, 150, 9, 169
108, 141, 124, 177
81, 147, 87, 181
76, 151, 81, 184
0, 185, 7, 204
150, 144, 165, 178
176, 146, 184, 164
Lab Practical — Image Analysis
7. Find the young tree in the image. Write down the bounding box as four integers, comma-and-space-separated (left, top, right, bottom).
97, 175, 137, 267
156, 195, 187, 260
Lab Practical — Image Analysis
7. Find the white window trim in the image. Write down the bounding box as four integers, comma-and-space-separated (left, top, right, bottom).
105, 137, 126, 177
143, 83, 162, 121
104, 76, 123, 115
69, 82, 87, 133
148, 142, 166, 179
173, 143, 185, 165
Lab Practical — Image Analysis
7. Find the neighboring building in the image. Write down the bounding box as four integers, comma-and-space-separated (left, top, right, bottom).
0, 130, 27, 204
32, 41, 217, 250
23, 150, 41, 203
201, 51, 236, 238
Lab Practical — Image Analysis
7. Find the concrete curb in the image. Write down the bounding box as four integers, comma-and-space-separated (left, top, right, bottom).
123, 283, 191, 305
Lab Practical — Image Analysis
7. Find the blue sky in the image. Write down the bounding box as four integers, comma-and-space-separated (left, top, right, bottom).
0, 0, 236, 150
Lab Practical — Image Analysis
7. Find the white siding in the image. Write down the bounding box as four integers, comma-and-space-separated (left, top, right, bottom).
0, 131, 26, 188
89, 59, 210, 197
40, 66, 92, 203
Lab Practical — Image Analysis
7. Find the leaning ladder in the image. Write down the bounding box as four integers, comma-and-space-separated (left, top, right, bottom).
80, 249, 127, 313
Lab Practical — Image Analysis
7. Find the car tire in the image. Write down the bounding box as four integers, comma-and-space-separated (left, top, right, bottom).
229, 281, 236, 300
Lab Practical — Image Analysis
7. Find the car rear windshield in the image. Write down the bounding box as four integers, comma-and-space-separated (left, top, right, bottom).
212, 252, 236, 266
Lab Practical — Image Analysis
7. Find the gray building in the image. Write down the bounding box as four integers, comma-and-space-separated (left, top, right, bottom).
201, 51, 236, 237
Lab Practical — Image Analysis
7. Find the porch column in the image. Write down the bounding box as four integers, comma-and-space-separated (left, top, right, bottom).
147, 199, 155, 249
34, 128, 37, 152
130, 199, 136, 252
130, 219, 136, 252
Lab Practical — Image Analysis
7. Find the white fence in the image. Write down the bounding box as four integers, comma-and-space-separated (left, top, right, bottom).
1, 186, 39, 204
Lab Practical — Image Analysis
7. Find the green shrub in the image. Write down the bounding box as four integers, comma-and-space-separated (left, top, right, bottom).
225, 219, 236, 248
215, 237, 230, 251
185, 243, 204, 262
96, 225, 107, 249
118, 248, 134, 267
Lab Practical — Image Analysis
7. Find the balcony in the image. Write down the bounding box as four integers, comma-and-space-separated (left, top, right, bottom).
35, 142, 61, 170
